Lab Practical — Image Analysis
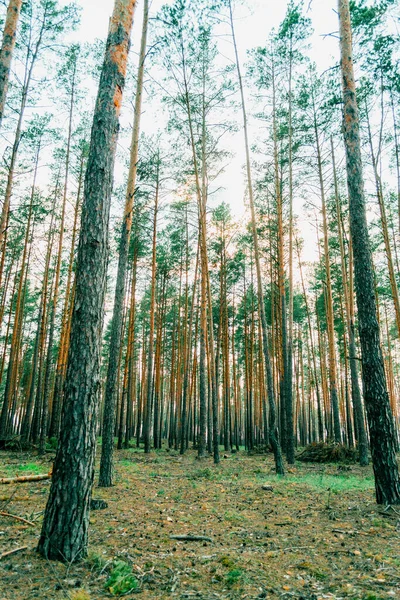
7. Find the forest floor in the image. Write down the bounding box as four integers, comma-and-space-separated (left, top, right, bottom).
0, 446, 399, 600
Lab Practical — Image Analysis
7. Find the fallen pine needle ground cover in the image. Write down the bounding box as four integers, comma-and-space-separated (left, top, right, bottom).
0, 447, 399, 599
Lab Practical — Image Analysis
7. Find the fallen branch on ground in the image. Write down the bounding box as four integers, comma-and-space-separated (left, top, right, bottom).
0, 473, 51, 485
170, 535, 213, 542
0, 546, 28, 560
0, 511, 35, 526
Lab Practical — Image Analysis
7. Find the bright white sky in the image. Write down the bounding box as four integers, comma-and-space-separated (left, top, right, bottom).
73, 0, 338, 66
61, 0, 342, 276
69, 0, 339, 236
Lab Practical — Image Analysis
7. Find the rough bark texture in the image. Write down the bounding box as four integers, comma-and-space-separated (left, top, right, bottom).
0, 0, 22, 128
99, 0, 148, 486
338, 0, 400, 505
37, 0, 136, 562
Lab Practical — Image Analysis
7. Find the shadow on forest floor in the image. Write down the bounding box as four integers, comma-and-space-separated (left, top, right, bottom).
0, 447, 399, 599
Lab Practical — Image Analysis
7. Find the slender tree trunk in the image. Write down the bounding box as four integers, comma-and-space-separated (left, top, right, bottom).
40, 73, 77, 454
312, 90, 341, 443
49, 148, 85, 438
229, 0, 284, 474
365, 104, 400, 339
286, 39, 294, 464
331, 139, 368, 464
0, 144, 40, 438
143, 165, 159, 455
99, 0, 149, 486
296, 239, 324, 441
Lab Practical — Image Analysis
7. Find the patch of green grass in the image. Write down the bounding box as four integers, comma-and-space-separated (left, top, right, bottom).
370, 518, 390, 529
8, 463, 42, 474
285, 472, 374, 492
105, 560, 138, 596
188, 467, 215, 480
225, 568, 244, 587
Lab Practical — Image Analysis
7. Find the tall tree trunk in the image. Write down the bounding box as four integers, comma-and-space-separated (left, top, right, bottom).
286, 36, 294, 464
338, 0, 400, 504
0, 0, 22, 128
99, 0, 149, 487
40, 69, 77, 454
312, 89, 341, 443
37, 0, 137, 561
331, 138, 368, 464
229, 0, 284, 474
49, 147, 85, 438
0, 143, 40, 438
143, 165, 159, 454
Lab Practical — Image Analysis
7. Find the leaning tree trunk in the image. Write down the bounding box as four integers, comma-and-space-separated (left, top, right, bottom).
37, 0, 137, 562
0, 0, 22, 128
338, 0, 400, 505
99, 0, 149, 487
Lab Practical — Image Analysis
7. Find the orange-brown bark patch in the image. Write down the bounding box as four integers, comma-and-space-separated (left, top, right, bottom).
110, 43, 129, 77
113, 84, 123, 114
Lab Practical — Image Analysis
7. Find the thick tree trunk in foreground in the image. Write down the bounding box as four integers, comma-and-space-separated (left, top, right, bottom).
0, 0, 22, 128
37, 0, 136, 562
338, 0, 400, 505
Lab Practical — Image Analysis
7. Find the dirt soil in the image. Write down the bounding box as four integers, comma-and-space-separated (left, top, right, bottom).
0, 447, 399, 599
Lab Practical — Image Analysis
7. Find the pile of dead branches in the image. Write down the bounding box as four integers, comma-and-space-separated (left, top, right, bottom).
296, 441, 358, 463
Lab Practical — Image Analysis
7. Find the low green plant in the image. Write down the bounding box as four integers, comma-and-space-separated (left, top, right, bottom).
105, 560, 138, 596
225, 568, 244, 587
189, 467, 214, 480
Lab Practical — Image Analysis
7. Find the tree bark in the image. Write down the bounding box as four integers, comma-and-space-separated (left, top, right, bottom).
0, 0, 22, 128
37, 0, 137, 561
338, 0, 400, 505
229, 0, 284, 474
99, 0, 149, 486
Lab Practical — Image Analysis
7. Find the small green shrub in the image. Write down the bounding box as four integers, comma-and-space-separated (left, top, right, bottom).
189, 467, 214, 480
105, 560, 139, 596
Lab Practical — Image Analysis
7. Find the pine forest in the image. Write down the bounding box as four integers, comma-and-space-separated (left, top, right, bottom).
0, 0, 400, 598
